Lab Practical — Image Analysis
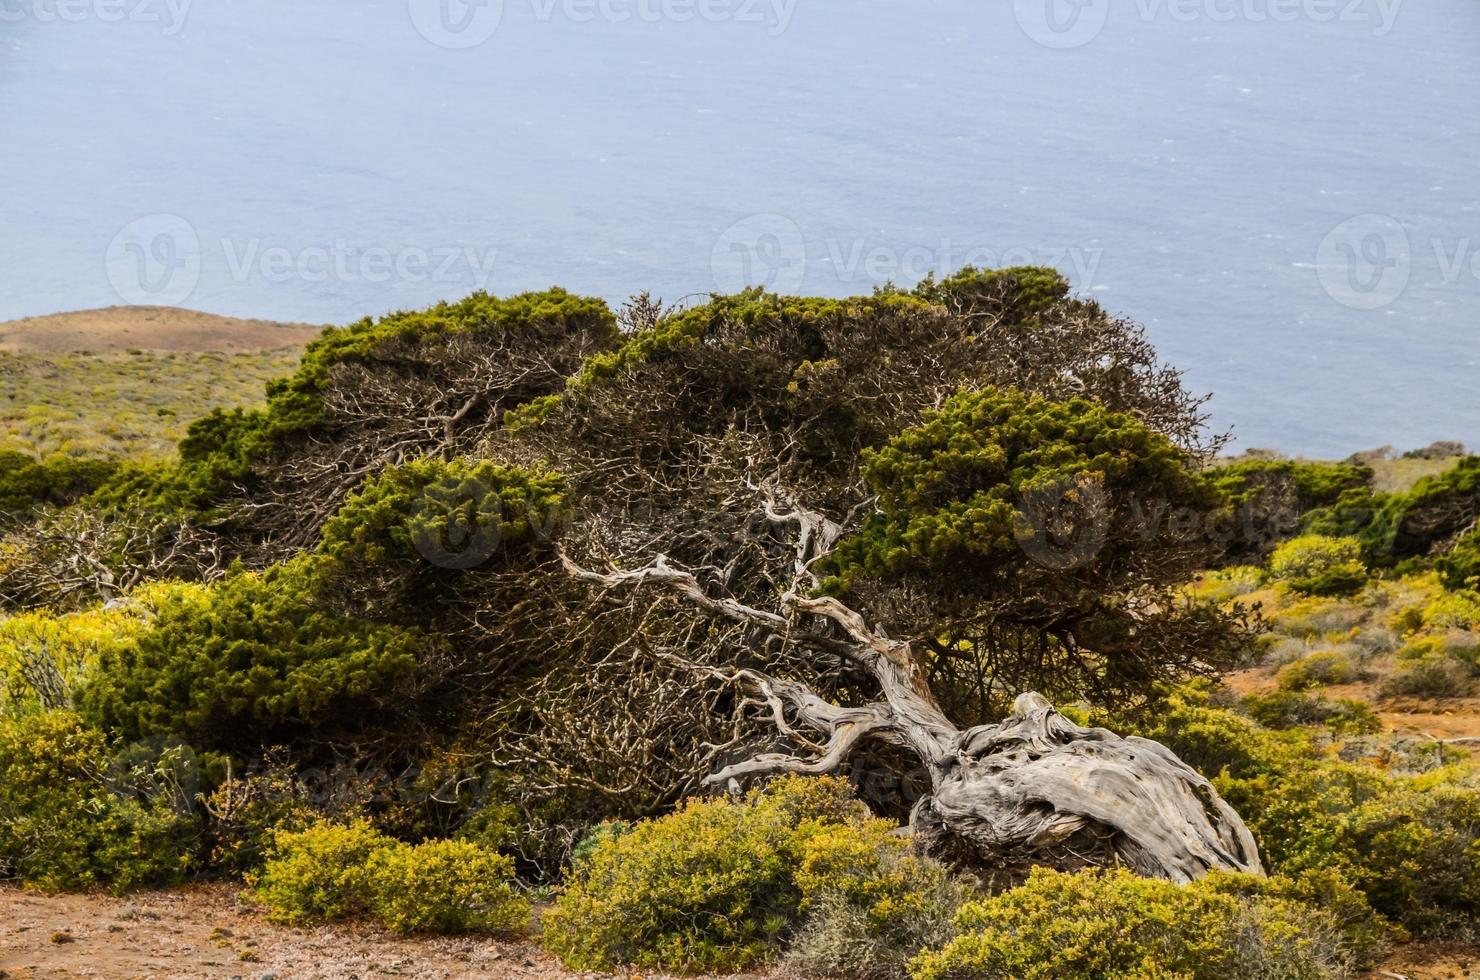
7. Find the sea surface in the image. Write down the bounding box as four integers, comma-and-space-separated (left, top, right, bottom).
2, 0, 1477, 456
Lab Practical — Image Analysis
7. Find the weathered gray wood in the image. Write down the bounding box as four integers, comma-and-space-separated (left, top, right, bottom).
561, 527, 1263, 884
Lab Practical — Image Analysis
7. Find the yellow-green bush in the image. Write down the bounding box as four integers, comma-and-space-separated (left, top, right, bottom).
1423, 590, 1480, 629
251, 820, 388, 924
367, 839, 528, 934
786, 820, 968, 978
543, 776, 965, 974
1143, 687, 1480, 936
251, 820, 528, 934
1269, 535, 1367, 596
908, 867, 1383, 980
0, 710, 202, 892
0, 593, 172, 716
1275, 648, 1368, 691
1185, 565, 1265, 604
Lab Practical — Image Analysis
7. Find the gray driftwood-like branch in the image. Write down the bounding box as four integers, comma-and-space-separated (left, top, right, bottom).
558, 491, 1263, 885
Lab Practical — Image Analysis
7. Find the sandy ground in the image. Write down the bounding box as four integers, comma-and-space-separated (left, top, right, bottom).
0, 307, 323, 353
1223, 667, 1480, 742
0, 884, 772, 980
2, 884, 1474, 979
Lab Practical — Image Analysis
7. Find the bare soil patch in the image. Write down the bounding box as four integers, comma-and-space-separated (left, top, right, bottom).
0, 884, 769, 980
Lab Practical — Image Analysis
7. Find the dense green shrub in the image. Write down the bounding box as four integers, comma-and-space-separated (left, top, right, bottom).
77, 556, 424, 749
368, 838, 529, 934
543, 776, 964, 973
825, 386, 1213, 591
1438, 529, 1480, 591
0, 451, 118, 520
1269, 535, 1367, 596
908, 867, 1383, 980
252, 820, 528, 934
0, 710, 201, 891
317, 457, 563, 571
1241, 691, 1381, 733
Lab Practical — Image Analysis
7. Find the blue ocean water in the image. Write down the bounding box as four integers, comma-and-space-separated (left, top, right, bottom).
1, 0, 1476, 456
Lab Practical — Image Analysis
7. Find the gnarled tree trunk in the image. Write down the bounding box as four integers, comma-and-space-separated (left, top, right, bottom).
559, 488, 1261, 884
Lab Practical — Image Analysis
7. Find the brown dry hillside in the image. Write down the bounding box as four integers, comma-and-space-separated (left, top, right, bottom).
0, 308, 324, 458
0, 306, 323, 354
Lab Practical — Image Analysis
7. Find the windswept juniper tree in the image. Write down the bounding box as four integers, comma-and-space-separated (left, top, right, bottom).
3, 268, 1264, 882
501, 269, 1262, 881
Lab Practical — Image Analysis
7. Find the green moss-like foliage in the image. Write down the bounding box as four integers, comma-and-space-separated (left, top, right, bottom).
1438, 529, 1480, 592
909, 866, 1383, 980
317, 457, 564, 570
0, 710, 202, 892
1212, 459, 1372, 512
543, 775, 962, 973
77, 556, 424, 750
912, 265, 1071, 321
0, 451, 118, 521
822, 386, 1214, 592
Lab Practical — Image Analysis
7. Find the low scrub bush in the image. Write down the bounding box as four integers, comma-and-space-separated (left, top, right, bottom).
1269, 535, 1367, 596
251, 820, 389, 924
1145, 688, 1480, 937
543, 776, 965, 974
0, 710, 202, 892
1266, 595, 1367, 639
1275, 648, 1369, 691
251, 820, 528, 934
1242, 691, 1381, 733
908, 867, 1384, 980
1187, 565, 1265, 604
1380, 652, 1478, 698
367, 838, 528, 934
1423, 590, 1480, 629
